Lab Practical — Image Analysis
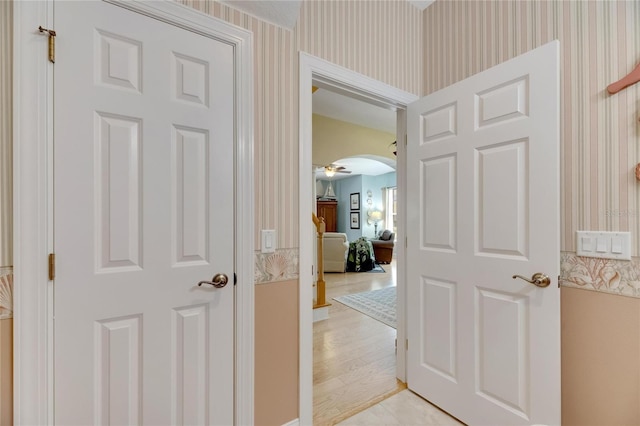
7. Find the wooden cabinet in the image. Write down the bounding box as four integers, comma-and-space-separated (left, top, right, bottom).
316, 200, 338, 232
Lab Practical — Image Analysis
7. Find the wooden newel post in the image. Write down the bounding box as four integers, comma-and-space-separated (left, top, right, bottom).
312, 213, 329, 307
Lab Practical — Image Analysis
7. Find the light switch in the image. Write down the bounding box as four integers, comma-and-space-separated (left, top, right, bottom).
611, 237, 623, 254
576, 231, 631, 260
261, 229, 276, 253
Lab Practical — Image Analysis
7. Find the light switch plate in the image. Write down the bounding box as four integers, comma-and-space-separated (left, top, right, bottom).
261, 229, 276, 253
576, 231, 630, 260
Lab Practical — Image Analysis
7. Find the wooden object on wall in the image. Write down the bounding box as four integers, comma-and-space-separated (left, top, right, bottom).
607, 62, 640, 94
316, 200, 338, 232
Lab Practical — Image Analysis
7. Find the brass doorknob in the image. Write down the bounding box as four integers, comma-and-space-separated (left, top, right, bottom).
198, 273, 229, 288
512, 273, 551, 288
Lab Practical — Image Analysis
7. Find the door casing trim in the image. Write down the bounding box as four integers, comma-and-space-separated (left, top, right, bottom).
298, 51, 418, 425
13, 1, 254, 423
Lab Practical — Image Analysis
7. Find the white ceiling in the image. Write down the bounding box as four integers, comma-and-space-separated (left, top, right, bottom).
219, 0, 303, 29
220, 0, 435, 30
315, 157, 396, 181
408, 0, 436, 11
313, 88, 396, 134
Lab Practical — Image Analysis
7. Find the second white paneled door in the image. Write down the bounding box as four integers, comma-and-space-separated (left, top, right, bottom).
407, 41, 560, 425
54, 1, 235, 424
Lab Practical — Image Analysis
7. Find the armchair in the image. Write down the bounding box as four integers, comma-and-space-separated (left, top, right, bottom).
371, 229, 395, 264
323, 232, 349, 272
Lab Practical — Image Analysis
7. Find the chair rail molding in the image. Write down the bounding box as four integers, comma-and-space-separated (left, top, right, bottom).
13, 1, 254, 424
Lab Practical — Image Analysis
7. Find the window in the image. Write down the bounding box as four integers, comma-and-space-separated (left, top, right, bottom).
382, 186, 397, 239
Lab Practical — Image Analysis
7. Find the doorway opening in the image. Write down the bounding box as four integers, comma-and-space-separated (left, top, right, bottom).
298, 52, 418, 425
311, 87, 401, 424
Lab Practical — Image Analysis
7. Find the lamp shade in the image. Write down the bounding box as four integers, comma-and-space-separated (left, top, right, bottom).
370, 210, 383, 222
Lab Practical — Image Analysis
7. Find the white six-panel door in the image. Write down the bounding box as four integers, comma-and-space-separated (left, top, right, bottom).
54, 2, 235, 424
407, 41, 560, 425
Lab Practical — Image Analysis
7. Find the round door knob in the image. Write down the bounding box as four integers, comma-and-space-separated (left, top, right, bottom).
198, 273, 229, 288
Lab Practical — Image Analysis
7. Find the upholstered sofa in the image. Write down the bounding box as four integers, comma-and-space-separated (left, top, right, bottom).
323, 232, 349, 272
371, 230, 395, 264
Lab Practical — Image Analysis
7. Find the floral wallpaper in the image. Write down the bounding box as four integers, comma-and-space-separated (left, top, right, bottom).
561, 252, 640, 298
254, 249, 640, 299
254, 249, 299, 284
0, 268, 12, 320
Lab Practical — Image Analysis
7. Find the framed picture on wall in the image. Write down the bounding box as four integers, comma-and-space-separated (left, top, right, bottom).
350, 212, 360, 229
350, 192, 360, 210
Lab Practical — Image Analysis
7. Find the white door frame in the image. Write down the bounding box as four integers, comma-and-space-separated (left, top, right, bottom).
12, 1, 254, 424
298, 52, 418, 424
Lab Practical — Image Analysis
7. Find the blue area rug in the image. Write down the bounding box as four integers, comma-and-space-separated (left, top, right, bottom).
368, 263, 385, 273
333, 286, 396, 329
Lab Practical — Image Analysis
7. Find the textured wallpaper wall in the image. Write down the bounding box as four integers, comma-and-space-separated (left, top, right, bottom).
0, 1, 12, 270
424, 0, 640, 255
178, 0, 423, 254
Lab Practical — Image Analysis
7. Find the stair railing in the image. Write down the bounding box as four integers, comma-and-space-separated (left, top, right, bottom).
312, 213, 329, 308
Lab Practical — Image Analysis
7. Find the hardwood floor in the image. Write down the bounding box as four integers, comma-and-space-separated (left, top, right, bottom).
313, 260, 405, 426
335, 389, 464, 426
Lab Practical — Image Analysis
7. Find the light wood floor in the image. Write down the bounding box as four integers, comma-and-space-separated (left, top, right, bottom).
313, 260, 405, 426
336, 389, 464, 426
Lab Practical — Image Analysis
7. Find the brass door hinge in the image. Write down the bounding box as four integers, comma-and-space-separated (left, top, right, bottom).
406, 339, 409, 350
48, 253, 55, 281
38, 26, 56, 63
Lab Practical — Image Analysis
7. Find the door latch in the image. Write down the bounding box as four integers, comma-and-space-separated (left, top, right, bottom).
39, 26, 56, 63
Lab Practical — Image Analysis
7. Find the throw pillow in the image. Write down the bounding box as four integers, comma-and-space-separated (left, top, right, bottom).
381, 230, 392, 241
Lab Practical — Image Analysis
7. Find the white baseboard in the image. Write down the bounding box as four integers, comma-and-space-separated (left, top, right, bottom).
312, 306, 329, 322
282, 418, 300, 426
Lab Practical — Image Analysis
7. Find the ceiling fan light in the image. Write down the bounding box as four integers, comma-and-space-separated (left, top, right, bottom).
388, 141, 397, 156
324, 168, 336, 178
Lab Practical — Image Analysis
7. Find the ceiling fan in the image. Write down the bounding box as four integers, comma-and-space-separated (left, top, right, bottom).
318, 164, 352, 178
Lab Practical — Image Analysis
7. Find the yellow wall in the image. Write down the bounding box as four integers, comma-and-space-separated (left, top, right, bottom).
312, 114, 396, 167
